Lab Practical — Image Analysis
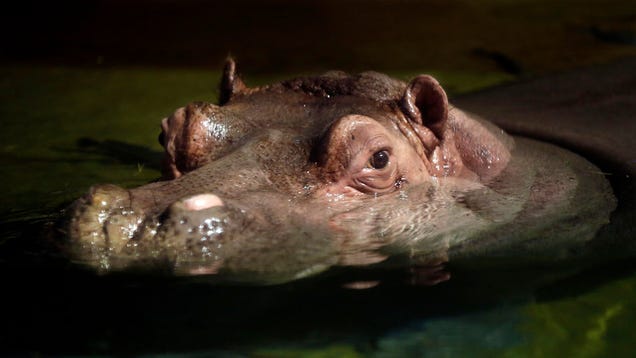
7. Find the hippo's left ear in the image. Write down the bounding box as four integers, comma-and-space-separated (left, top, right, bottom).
400, 75, 449, 139
219, 57, 247, 105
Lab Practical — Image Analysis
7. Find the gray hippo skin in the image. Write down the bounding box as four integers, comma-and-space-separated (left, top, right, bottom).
65, 59, 616, 284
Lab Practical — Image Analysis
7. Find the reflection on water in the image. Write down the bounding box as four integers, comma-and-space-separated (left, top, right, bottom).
2, 220, 635, 356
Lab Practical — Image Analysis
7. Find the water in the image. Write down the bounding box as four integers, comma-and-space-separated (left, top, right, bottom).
1, 65, 635, 356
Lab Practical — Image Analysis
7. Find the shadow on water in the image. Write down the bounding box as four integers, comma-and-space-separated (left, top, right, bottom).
0, 139, 162, 172
71, 137, 164, 171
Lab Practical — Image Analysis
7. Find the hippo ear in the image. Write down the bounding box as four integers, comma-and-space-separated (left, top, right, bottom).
219, 57, 247, 105
401, 75, 449, 139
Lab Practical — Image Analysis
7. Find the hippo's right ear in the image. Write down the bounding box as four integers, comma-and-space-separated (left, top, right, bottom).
400, 75, 449, 140
219, 57, 247, 105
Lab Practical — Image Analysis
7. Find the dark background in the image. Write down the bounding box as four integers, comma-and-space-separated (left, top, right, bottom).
3, 0, 636, 75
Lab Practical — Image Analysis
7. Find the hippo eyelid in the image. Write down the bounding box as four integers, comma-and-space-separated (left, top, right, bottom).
362, 134, 390, 151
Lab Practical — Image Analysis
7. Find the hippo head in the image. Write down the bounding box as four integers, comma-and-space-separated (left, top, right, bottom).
160, 60, 510, 189
65, 59, 518, 284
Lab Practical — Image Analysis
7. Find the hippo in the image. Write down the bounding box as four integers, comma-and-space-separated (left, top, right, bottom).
64, 59, 616, 285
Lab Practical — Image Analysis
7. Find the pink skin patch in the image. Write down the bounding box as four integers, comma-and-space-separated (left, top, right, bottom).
182, 194, 224, 211
187, 260, 224, 275
409, 261, 451, 286
342, 280, 381, 290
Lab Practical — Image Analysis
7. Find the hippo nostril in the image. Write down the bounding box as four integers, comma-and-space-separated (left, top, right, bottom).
88, 184, 130, 208
182, 194, 224, 211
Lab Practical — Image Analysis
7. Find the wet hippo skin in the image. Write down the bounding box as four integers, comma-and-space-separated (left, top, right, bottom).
455, 57, 636, 180
454, 57, 635, 258
62, 59, 620, 284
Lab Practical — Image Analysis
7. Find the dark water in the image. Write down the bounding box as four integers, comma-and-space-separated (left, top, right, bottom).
2, 1, 636, 356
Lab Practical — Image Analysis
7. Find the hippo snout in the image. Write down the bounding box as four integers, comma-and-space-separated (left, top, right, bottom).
65, 187, 250, 273
66, 184, 141, 269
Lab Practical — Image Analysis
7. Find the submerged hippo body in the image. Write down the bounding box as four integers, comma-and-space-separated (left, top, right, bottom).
65, 59, 615, 284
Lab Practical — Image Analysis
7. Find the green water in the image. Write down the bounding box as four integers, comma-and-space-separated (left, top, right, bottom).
1, 65, 634, 356
255, 273, 636, 357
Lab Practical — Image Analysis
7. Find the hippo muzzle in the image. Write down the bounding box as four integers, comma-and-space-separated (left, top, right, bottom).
67, 127, 339, 280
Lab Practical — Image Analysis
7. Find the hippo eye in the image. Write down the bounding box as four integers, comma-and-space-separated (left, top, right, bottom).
369, 150, 390, 169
